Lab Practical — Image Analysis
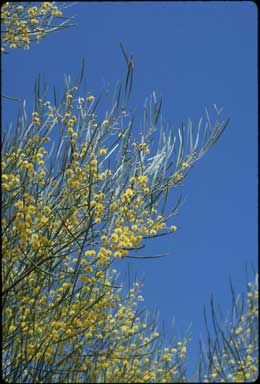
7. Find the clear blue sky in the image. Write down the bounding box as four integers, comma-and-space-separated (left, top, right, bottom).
2, 1, 257, 376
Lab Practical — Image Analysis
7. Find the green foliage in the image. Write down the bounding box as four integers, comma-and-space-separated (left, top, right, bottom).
1, 1, 75, 53
197, 271, 258, 383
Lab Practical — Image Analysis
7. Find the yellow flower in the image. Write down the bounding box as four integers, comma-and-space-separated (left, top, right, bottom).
138, 175, 148, 184
99, 148, 107, 155
85, 265, 93, 273
181, 346, 186, 354
2, 174, 8, 181
5, 308, 12, 318
235, 326, 243, 335
110, 233, 118, 242
114, 251, 122, 258
125, 188, 133, 197
163, 353, 172, 362
85, 250, 96, 257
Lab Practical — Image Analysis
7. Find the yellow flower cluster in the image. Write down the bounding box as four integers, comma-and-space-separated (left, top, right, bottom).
32, 111, 41, 126
2, 89, 188, 383
132, 141, 150, 154
1, 172, 20, 191
1, 2, 64, 52
3, 243, 189, 382
203, 280, 258, 383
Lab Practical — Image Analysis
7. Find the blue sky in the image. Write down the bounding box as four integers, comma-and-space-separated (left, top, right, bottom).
2, 1, 257, 376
